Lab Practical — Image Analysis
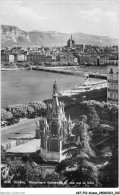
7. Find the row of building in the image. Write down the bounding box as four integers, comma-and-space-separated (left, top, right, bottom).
1, 50, 118, 66
1, 36, 118, 66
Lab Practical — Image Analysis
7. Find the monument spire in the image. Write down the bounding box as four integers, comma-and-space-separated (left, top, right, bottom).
53, 80, 57, 95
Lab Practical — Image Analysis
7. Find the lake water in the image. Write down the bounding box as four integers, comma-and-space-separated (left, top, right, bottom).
1, 70, 99, 108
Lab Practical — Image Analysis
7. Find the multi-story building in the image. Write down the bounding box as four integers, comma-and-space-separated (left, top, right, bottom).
78, 54, 90, 65
99, 55, 110, 65
56, 54, 75, 64
1, 50, 9, 63
27, 52, 53, 64
107, 61, 118, 104
27, 53, 46, 64
89, 55, 98, 65
1, 50, 14, 63
45, 55, 53, 62
9, 54, 14, 63
75, 44, 85, 53
17, 52, 27, 62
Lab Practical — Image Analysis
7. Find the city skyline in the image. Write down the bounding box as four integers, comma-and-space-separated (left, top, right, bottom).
1, 0, 119, 39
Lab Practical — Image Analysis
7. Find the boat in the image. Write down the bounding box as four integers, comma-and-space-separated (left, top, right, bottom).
58, 78, 107, 97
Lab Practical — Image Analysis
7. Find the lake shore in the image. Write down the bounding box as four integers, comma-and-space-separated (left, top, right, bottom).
1, 65, 107, 79
32, 66, 107, 79
1, 67, 30, 71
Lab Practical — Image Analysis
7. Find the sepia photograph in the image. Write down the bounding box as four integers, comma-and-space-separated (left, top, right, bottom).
1, 0, 119, 193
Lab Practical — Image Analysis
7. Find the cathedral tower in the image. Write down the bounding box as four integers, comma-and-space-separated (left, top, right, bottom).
67, 34, 75, 48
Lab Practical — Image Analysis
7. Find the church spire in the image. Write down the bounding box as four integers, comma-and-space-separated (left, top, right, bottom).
70, 34, 73, 48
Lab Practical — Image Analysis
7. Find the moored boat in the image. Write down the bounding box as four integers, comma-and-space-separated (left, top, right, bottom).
58, 78, 107, 97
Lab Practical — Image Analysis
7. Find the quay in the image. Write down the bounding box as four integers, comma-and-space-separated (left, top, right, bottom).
1, 66, 107, 79
32, 66, 107, 79
32, 66, 88, 76
1, 67, 31, 71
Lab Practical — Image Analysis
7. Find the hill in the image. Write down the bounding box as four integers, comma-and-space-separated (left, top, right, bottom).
1, 25, 118, 47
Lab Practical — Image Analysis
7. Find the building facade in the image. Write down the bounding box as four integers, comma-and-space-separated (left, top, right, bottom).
78, 54, 90, 65
35, 82, 75, 162
16, 52, 27, 62
89, 55, 98, 65
107, 62, 118, 104
27, 53, 53, 64
1, 50, 9, 63
9, 54, 14, 63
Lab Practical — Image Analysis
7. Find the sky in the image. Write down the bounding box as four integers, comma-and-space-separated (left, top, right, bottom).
1, 0, 119, 38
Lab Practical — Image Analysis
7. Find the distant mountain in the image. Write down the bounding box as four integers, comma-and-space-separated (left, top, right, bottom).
1, 25, 118, 47
1, 25, 32, 47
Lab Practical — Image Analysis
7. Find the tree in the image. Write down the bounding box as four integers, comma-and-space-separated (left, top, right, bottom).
1, 145, 6, 162
27, 106, 35, 116
99, 127, 118, 187
56, 115, 99, 187
1, 109, 13, 121
82, 100, 105, 123
56, 144, 99, 186
87, 105, 100, 129
45, 171, 59, 182
6, 104, 28, 118
74, 88, 107, 102
73, 115, 95, 157
4, 157, 44, 186
103, 103, 118, 126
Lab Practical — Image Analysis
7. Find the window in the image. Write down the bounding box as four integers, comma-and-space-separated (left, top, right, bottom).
110, 92, 113, 98
60, 128, 62, 137
116, 72, 118, 79
110, 75, 113, 80
117, 92, 118, 99
114, 92, 117, 99
113, 75, 117, 80
109, 68, 113, 74
110, 84, 113, 89
114, 84, 117, 90
51, 121, 58, 137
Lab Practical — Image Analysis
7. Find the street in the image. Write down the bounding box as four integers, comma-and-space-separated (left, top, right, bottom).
1, 118, 36, 145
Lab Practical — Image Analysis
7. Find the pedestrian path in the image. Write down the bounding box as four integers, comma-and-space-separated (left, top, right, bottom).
6, 139, 40, 154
